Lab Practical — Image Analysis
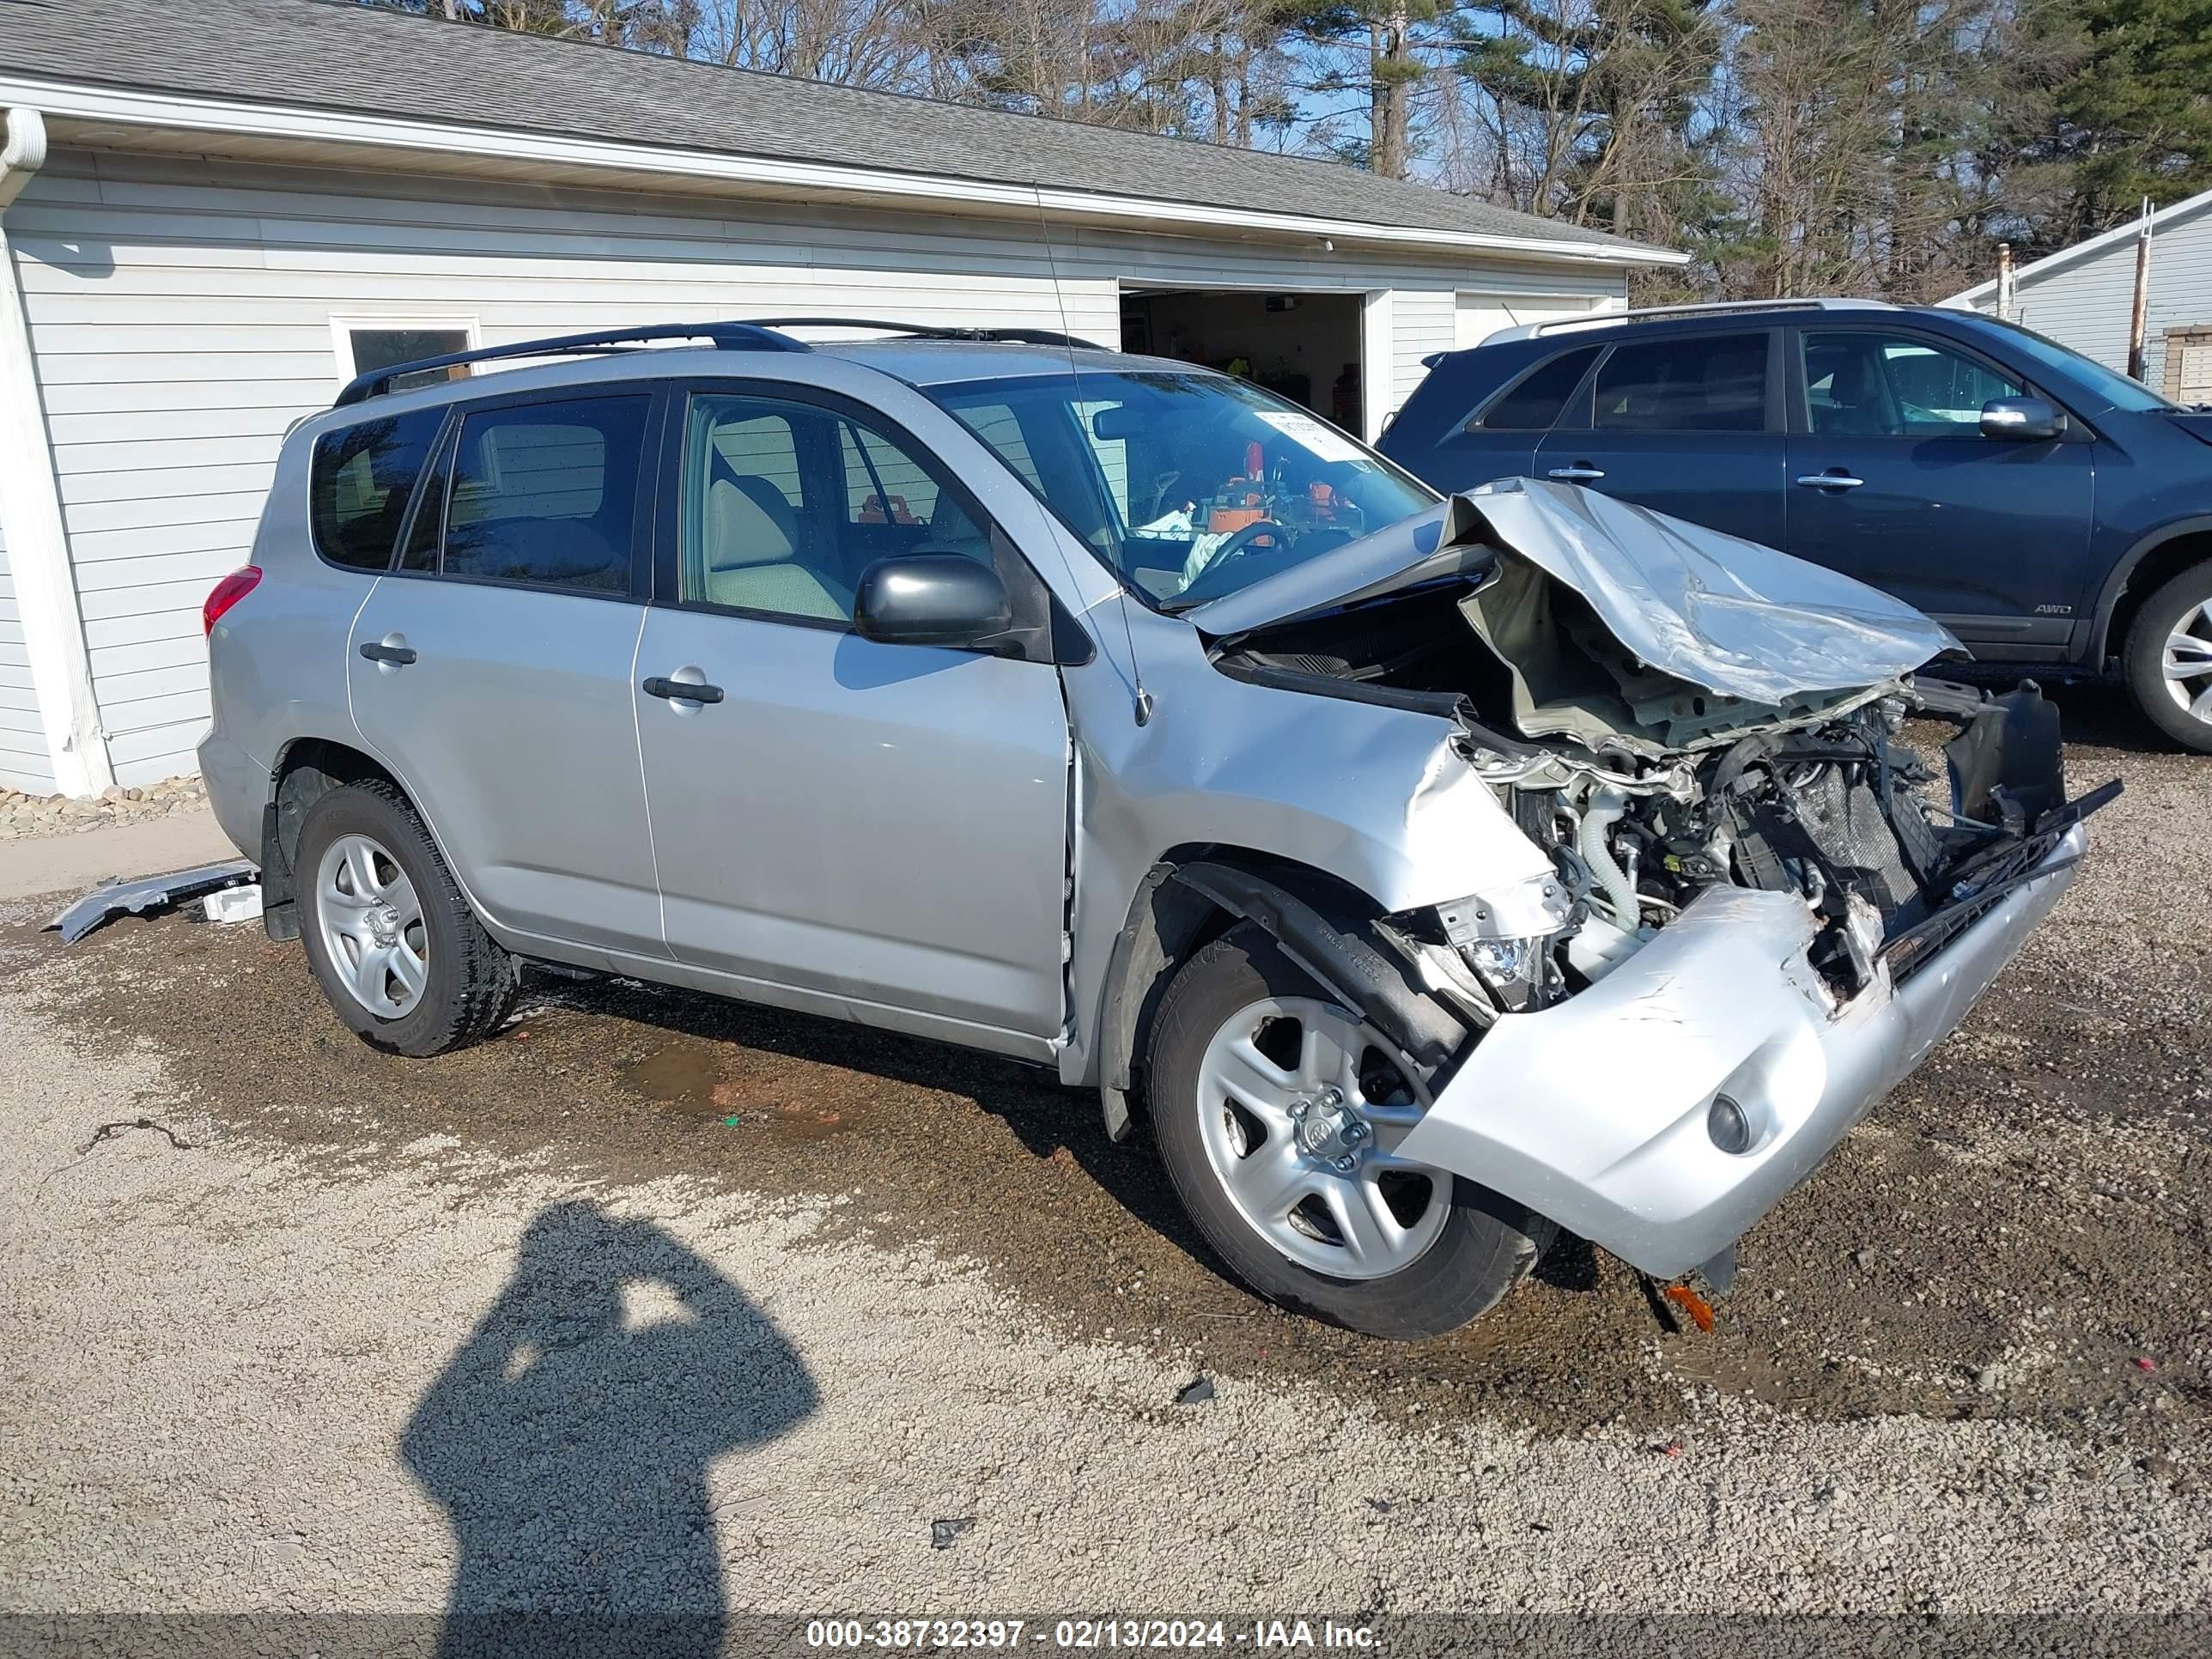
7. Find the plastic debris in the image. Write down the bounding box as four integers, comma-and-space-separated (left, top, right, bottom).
2135, 1356, 2159, 1372
201, 883, 264, 926
49, 859, 258, 944
1175, 1376, 1216, 1407
1663, 1283, 1717, 1333
929, 1518, 973, 1550
722, 1115, 742, 1127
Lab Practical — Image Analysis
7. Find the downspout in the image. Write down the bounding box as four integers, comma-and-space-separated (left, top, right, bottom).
0, 108, 112, 796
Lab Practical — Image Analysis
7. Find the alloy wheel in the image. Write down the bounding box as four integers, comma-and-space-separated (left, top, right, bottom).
2162, 597, 2212, 727
1194, 995, 1451, 1280
314, 833, 428, 1019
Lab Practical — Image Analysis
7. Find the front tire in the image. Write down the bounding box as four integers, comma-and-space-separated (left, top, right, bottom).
2124, 560, 2212, 753
295, 780, 514, 1057
1146, 923, 1552, 1340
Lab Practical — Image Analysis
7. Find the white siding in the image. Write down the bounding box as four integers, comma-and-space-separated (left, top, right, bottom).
1389, 291, 1455, 427
1966, 198, 2212, 392
0, 514, 57, 793
14, 149, 1632, 783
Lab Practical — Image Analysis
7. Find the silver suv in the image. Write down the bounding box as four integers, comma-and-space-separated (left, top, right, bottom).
201, 321, 2100, 1340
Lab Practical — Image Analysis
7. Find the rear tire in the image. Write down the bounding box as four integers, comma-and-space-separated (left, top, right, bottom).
2124, 560, 2212, 754
295, 780, 514, 1057
1145, 923, 1552, 1341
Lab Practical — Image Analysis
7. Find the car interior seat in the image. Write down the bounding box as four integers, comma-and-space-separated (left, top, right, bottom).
700, 463, 853, 621
1812, 347, 1890, 436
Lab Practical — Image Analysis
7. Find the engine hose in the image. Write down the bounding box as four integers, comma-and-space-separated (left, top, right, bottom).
1580, 784, 1640, 930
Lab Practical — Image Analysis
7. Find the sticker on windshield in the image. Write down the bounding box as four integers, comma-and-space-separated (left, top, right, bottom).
1254, 410, 1370, 466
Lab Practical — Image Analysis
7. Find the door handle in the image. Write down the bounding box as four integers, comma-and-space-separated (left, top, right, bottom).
1547, 465, 1607, 482
1796, 472, 1866, 490
642, 675, 725, 705
359, 641, 417, 665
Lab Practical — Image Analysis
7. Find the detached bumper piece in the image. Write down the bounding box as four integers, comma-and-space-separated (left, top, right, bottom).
1395, 825, 2085, 1279
49, 860, 258, 945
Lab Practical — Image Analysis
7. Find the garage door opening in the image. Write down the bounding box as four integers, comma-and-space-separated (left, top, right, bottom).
1121, 289, 1364, 430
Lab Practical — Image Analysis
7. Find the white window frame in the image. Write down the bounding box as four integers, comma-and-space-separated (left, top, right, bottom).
329, 313, 483, 394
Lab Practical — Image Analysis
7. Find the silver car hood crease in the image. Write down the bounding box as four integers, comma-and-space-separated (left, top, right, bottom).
1189, 477, 1960, 708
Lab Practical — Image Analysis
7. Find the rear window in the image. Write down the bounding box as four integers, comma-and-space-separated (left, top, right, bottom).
1476, 347, 1599, 430
438, 395, 652, 593
1593, 332, 1769, 433
308, 410, 445, 571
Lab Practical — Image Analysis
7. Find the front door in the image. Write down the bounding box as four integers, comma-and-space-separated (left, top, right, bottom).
1532, 326, 1789, 546
347, 386, 665, 958
1784, 326, 2097, 647
633, 386, 1071, 1042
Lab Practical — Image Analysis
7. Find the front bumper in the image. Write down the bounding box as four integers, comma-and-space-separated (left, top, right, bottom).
1395, 824, 2086, 1278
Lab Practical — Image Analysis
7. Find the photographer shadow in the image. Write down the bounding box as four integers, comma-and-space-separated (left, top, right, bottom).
402, 1200, 817, 1656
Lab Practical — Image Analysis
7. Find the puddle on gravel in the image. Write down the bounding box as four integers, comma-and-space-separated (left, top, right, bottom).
614, 1038, 860, 1139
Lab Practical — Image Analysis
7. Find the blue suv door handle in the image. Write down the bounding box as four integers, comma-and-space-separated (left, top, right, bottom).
1547, 465, 1607, 482
1796, 471, 1866, 490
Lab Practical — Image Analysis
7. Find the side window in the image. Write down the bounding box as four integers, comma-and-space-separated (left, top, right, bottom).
1593, 332, 1769, 433
308, 410, 446, 571
1475, 347, 1599, 430
1803, 331, 2025, 438
439, 396, 649, 593
841, 422, 940, 530
681, 395, 988, 623
344, 325, 472, 394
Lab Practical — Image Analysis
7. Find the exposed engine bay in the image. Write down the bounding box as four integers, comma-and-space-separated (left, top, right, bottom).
1200, 478, 2120, 1020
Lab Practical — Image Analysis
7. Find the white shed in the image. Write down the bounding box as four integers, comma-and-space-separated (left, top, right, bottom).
1947, 187, 2212, 406
0, 0, 1682, 799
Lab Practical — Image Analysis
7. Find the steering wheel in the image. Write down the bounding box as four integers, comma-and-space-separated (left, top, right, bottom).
1207, 519, 1284, 569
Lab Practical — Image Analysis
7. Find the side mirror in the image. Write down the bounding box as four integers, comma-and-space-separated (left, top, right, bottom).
1981, 396, 2066, 441
852, 555, 1013, 650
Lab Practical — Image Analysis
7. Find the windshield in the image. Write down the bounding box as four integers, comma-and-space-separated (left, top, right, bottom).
1980, 318, 2179, 413
922, 369, 1437, 609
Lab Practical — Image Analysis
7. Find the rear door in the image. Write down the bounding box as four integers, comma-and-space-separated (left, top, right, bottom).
1533, 326, 1789, 546
347, 386, 666, 960
1389, 343, 1601, 495
1784, 325, 2097, 647
632, 383, 1071, 1044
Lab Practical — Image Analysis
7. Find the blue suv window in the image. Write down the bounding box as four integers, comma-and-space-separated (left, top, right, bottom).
1594, 333, 1768, 433
1476, 347, 1599, 430
1803, 331, 2024, 437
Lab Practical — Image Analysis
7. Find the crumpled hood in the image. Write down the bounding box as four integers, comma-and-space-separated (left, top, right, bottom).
1189, 476, 1960, 708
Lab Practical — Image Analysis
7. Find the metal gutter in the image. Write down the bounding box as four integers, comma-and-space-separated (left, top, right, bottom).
0, 106, 112, 798
0, 73, 1690, 270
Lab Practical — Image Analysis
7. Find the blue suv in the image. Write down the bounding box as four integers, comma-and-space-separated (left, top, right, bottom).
1378, 299, 2212, 750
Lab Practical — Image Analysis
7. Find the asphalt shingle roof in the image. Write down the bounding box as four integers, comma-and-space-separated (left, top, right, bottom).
0, 0, 1670, 258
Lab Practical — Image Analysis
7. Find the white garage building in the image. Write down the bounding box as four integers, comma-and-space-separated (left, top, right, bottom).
0, 0, 1680, 799
1947, 186, 2212, 404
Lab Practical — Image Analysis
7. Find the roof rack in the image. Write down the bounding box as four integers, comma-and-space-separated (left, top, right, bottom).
1496, 296, 1896, 343
744, 316, 1106, 350
332, 321, 809, 407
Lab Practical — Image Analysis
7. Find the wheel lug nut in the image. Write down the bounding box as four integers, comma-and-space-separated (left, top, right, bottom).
1332, 1155, 1357, 1173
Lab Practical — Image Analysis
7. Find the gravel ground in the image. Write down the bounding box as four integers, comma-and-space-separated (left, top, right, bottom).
1, 686, 2208, 1641
0, 775, 209, 840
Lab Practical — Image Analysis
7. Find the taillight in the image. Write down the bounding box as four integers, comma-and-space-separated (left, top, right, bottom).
203, 566, 262, 636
